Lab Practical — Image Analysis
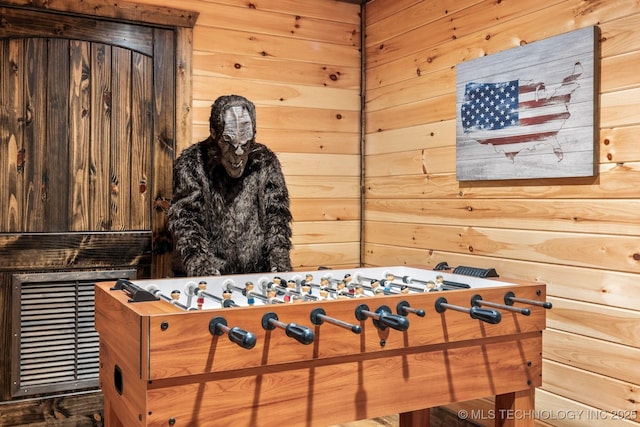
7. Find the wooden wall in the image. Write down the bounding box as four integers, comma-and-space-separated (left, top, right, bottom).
132, 0, 364, 271
364, 0, 640, 425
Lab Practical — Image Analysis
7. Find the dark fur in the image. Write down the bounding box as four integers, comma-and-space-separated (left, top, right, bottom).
168, 99, 292, 276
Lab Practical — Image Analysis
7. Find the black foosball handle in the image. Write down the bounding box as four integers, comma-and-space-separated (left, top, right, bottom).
355, 304, 410, 331
435, 297, 502, 324
469, 306, 502, 324
261, 312, 315, 345
209, 317, 257, 350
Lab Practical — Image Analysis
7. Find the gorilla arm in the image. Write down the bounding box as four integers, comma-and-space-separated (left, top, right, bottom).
260, 154, 293, 273
168, 145, 225, 276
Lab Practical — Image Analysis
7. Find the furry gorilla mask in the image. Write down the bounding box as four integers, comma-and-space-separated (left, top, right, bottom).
209, 95, 257, 178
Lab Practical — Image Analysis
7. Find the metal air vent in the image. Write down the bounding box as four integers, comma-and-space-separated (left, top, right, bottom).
11, 270, 135, 397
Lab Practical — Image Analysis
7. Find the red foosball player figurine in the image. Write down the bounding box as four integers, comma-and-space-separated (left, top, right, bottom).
197, 281, 207, 309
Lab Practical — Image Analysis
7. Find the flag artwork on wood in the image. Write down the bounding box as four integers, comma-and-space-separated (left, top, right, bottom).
455, 26, 598, 181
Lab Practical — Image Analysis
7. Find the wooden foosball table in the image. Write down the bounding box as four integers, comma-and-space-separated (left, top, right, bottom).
94, 265, 550, 427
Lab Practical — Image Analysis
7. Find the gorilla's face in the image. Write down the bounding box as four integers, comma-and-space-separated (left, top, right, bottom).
216, 106, 254, 178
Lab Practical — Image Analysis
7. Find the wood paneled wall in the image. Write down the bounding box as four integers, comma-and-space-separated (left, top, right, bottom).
364, 0, 640, 425
132, 0, 363, 271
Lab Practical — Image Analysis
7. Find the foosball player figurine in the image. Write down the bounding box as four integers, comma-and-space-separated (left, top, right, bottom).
354, 284, 365, 297
244, 281, 255, 306
301, 282, 311, 296
171, 289, 181, 302
222, 288, 233, 307
426, 280, 437, 291
435, 275, 444, 290
400, 285, 410, 294
197, 280, 207, 309
344, 273, 352, 285
267, 288, 278, 304
374, 287, 385, 297
370, 280, 380, 293
318, 287, 329, 300
386, 273, 395, 282
305, 273, 313, 284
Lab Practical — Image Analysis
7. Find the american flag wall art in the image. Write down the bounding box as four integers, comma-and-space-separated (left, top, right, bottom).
455, 26, 598, 181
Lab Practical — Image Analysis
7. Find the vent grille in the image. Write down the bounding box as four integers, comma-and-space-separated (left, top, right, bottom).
12, 270, 135, 397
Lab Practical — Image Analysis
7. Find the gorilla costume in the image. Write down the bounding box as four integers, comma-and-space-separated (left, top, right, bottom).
168, 95, 293, 276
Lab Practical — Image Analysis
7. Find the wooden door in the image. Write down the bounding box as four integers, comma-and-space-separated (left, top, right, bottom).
0, 2, 196, 423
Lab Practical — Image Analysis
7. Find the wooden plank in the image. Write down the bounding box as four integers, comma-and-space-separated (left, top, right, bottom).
601, 51, 640, 93
279, 153, 360, 176
535, 389, 638, 427
259, 129, 360, 155
366, 66, 455, 112
366, 0, 568, 67
0, 390, 103, 426
290, 198, 360, 222
151, 27, 176, 278
365, 147, 454, 176
194, 53, 360, 90
45, 38, 70, 232
193, 0, 360, 25
364, 162, 640, 199
600, 125, 640, 164
543, 329, 640, 385
363, 221, 640, 274
542, 359, 638, 420
69, 40, 91, 231
0, 0, 198, 28
365, 0, 481, 47
174, 26, 194, 156
193, 104, 359, 133
130, 51, 152, 231
286, 176, 360, 199
193, 75, 360, 111
364, 198, 640, 235
601, 87, 640, 128
365, 93, 455, 133
291, 220, 360, 244
110, 46, 132, 231
0, 232, 151, 270
291, 242, 360, 269
363, 248, 640, 311
0, 6, 155, 56
89, 43, 112, 231
22, 38, 47, 232
193, 27, 360, 67
546, 297, 640, 347
192, 1, 359, 46
366, 120, 454, 155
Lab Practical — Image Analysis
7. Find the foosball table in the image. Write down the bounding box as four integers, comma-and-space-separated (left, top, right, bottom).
94, 265, 551, 427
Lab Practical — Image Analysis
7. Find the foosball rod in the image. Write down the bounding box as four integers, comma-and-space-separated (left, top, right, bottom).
146, 285, 195, 311
352, 272, 403, 295
185, 281, 238, 308
471, 294, 530, 316
435, 297, 502, 324
223, 279, 283, 304
504, 291, 553, 309
261, 312, 314, 345
310, 308, 362, 334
